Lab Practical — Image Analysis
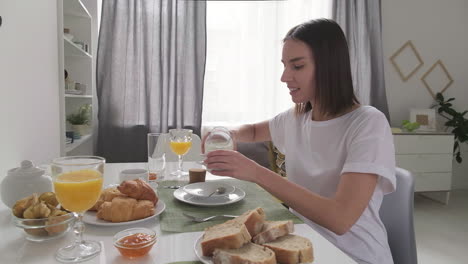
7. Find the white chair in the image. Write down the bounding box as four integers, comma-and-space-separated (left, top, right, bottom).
380, 167, 418, 264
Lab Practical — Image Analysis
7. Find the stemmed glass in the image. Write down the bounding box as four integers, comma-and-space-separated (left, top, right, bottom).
51, 156, 105, 263
169, 128, 192, 178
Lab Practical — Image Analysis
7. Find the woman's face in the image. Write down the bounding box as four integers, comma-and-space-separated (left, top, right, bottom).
280, 39, 316, 104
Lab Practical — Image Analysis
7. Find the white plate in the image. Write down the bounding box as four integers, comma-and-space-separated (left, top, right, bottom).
82, 200, 166, 226
194, 234, 212, 264
182, 182, 235, 197
173, 187, 245, 207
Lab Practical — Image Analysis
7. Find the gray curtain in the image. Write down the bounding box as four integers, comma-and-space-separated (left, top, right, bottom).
332, 0, 390, 121
96, 0, 206, 162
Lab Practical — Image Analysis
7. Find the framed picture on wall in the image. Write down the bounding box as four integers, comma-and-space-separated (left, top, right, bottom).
410, 109, 436, 131
389, 40, 424, 82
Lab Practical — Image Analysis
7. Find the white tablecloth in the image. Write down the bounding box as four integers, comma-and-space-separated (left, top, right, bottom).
0, 162, 356, 263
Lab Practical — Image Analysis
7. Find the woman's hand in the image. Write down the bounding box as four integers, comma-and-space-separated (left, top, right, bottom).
204, 150, 261, 182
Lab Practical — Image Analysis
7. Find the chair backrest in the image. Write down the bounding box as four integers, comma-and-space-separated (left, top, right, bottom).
379, 167, 418, 264
163, 133, 202, 162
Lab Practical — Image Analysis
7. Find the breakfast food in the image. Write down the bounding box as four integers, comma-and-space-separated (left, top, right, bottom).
263, 234, 314, 264
96, 196, 155, 222
44, 214, 72, 234
199, 208, 314, 263
114, 232, 156, 258
89, 179, 159, 223
252, 220, 294, 244
90, 187, 125, 211
39, 192, 59, 207
12, 193, 39, 218
11, 192, 72, 237
118, 178, 158, 205
201, 220, 252, 256
213, 242, 276, 264
232, 207, 266, 237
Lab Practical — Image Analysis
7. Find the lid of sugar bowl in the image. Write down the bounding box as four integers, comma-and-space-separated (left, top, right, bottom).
1, 160, 53, 208
8, 160, 45, 177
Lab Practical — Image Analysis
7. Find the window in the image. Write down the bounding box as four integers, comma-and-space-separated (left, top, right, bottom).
202, 0, 331, 127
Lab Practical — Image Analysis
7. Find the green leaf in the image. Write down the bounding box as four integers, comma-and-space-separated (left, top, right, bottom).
436, 92, 444, 101
453, 141, 459, 152
432, 94, 468, 164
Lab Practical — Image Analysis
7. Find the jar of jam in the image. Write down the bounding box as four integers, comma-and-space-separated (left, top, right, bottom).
113, 228, 157, 258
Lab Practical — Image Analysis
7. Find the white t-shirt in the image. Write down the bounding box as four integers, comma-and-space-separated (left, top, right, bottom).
269, 105, 396, 264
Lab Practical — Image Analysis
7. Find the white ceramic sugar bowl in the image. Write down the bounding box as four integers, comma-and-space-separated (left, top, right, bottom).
1, 160, 53, 208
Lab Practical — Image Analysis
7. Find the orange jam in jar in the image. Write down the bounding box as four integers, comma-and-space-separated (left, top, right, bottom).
114, 232, 156, 258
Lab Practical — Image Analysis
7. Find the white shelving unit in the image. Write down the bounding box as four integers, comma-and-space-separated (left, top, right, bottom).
65, 134, 93, 153
58, 0, 96, 156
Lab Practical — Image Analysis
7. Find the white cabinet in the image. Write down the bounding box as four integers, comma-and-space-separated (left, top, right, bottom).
393, 132, 454, 203
58, 0, 96, 155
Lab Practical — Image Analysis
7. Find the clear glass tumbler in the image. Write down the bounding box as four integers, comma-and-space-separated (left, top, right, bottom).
147, 133, 168, 183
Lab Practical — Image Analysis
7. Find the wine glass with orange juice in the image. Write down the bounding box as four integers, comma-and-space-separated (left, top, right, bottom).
51, 156, 105, 263
169, 128, 192, 178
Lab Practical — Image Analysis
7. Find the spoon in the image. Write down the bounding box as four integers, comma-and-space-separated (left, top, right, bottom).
207, 187, 227, 197
162, 185, 181, 189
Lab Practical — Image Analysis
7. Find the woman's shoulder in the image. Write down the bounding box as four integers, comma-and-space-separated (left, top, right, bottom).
353, 106, 388, 123
347, 106, 391, 137
272, 107, 297, 121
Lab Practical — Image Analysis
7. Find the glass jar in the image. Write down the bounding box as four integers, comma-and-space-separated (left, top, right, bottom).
204, 127, 234, 153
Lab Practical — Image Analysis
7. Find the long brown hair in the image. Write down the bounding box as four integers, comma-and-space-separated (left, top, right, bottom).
284, 19, 359, 117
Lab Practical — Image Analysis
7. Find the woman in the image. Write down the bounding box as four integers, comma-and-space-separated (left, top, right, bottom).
204, 19, 396, 264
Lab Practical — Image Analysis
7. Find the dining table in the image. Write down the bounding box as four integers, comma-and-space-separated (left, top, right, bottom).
0, 162, 357, 264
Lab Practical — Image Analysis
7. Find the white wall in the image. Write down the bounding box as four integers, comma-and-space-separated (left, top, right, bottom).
0, 1, 61, 177
382, 0, 468, 189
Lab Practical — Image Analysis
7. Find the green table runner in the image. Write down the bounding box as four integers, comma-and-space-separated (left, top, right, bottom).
158, 179, 302, 233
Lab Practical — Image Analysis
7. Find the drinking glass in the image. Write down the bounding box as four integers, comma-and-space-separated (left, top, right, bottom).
51, 156, 105, 263
204, 126, 234, 153
169, 129, 193, 178
147, 133, 168, 183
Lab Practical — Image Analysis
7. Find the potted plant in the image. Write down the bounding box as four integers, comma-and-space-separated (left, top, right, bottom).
432, 92, 468, 163
66, 104, 91, 136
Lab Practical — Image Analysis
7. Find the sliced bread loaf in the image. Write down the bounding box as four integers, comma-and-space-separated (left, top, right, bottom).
201, 220, 252, 256
252, 220, 294, 244
213, 242, 277, 264
233, 207, 266, 237
263, 234, 314, 264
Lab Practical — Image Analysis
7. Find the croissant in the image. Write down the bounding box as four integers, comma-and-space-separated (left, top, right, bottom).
96, 196, 155, 222
90, 188, 126, 211
118, 179, 158, 205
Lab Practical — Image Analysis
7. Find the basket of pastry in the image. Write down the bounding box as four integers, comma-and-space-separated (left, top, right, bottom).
197, 207, 314, 264
11, 192, 75, 242
88, 179, 159, 223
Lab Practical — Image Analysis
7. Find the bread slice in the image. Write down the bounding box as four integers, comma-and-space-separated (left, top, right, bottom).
252, 220, 294, 244
263, 234, 314, 264
201, 220, 252, 256
233, 207, 266, 237
213, 242, 277, 264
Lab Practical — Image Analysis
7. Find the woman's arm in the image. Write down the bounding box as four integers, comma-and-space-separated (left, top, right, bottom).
231, 121, 271, 143
255, 168, 378, 235
204, 150, 377, 235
